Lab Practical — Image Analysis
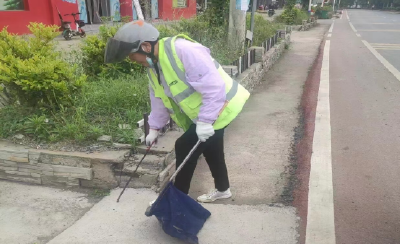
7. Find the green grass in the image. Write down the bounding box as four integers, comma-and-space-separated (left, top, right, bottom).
0, 12, 282, 145
0, 74, 150, 144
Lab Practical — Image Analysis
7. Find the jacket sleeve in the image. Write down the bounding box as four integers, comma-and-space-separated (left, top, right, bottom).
148, 85, 171, 130
174, 39, 226, 124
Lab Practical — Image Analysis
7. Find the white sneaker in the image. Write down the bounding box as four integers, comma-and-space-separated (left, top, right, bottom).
197, 188, 232, 203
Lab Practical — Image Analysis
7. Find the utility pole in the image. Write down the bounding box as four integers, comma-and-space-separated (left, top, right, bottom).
133, 0, 144, 20
308, 0, 312, 11
228, 0, 247, 49
249, 0, 257, 46
250, 0, 257, 35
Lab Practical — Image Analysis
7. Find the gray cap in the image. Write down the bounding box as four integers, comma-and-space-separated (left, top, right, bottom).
104, 20, 160, 63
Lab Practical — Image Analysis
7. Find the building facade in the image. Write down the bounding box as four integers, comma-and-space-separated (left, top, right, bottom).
0, 0, 197, 34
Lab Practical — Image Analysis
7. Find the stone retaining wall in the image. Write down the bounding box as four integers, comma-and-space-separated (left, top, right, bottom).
0, 129, 182, 190
0, 140, 129, 189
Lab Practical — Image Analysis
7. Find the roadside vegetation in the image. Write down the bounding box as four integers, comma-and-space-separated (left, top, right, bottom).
0, 5, 283, 145
274, 0, 310, 26
275, 7, 309, 25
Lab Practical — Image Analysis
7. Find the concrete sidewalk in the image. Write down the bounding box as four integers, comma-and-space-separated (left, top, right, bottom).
0, 24, 329, 244
46, 25, 329, 244
47, 188, 298, 244
190, 24, 330, 206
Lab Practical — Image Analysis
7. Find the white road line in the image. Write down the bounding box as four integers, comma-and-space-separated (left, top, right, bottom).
356, 33, 361, 37
340, 13, 343, 19
363, 40, 400, 81
329, 21, 335, 33
305, 40, 336, 244
327, 33, 332, 38
349, 22, 357, 32
346, 11, 350, 20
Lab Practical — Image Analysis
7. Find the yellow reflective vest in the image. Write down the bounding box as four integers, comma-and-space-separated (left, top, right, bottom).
147, 34, 250, 131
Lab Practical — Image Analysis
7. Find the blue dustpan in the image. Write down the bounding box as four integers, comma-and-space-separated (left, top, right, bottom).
145, 141, 211, 244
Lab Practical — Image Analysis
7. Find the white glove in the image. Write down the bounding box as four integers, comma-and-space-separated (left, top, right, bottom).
145, 129, 159, 146
196, 121, 215, 142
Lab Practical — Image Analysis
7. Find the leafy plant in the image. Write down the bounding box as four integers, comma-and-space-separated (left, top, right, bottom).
246, 14, 283, 46
276, 7, 309, 25
0, 106, 30, 138
81, 20, 144, 78
0, 23, 86, 109
203, 0, 230, 27
23, 115, 52, 139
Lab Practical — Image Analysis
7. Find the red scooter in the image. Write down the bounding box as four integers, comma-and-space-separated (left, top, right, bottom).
57, 7, 86, 40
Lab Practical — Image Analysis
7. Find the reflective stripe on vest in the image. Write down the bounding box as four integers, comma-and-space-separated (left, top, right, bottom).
147, 69, 174, 115
163, 37, 239, 102
147, 69, 156, 88
164, 38, 196, 103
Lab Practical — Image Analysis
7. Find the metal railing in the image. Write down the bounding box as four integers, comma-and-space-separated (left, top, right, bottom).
230, 48, 256, 77
228, 27, 291, 78
261, 32, 280, 54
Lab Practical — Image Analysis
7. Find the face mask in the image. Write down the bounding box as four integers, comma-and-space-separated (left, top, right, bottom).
146, 57, 155, 69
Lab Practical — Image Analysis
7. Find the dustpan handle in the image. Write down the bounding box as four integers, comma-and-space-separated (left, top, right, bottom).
169, 140, 201, 182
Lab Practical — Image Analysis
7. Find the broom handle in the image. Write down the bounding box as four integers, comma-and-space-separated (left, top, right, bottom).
169, 140, 201, 182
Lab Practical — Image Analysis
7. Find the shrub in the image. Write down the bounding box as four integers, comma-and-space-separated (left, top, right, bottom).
0, 23, 86, 109
81, 21, 144, 78
295, 9, 310, 23
276, 7, 309, 25
0, 106, 31, 138
167, 16, 241, 64
246, 14, 283, 46
311, 5, 333, 19
157, 24, 181, 39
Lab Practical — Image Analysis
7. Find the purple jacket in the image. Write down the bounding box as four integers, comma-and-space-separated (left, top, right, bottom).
148, 38, 226, 129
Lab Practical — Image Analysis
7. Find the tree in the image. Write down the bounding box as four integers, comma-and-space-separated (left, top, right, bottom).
3, 0, 24, 10
207, 0, 230, 27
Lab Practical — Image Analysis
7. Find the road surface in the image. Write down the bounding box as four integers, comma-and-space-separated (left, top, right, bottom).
305, 9, 400, 244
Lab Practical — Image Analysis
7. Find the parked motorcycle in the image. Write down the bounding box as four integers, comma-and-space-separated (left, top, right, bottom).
268, 9, 275, 17
56, 7, 86, 40
196, 3, 204, 14
62, 13, 86, 40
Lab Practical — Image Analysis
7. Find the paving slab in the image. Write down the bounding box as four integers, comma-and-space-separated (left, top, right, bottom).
189, 24, 330, 205
0, 181, 96, 244
47, 188, 298, 244
0, 139, 130, 164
